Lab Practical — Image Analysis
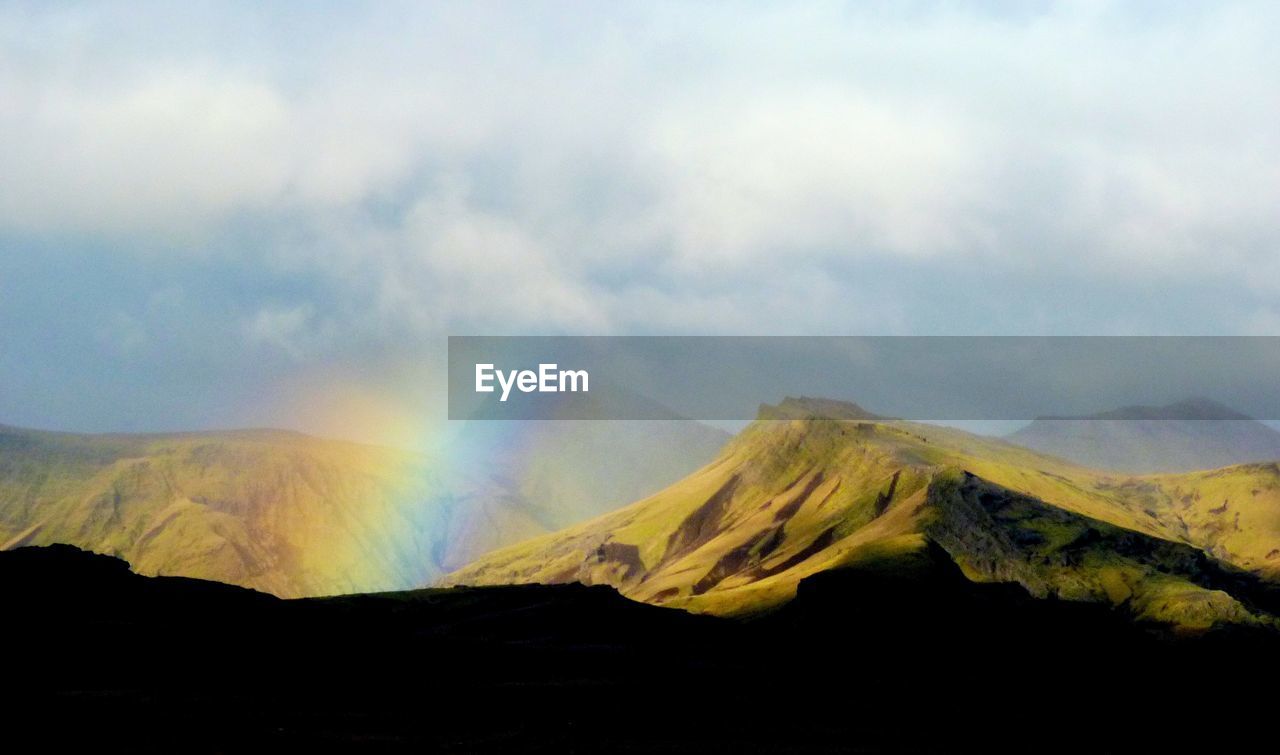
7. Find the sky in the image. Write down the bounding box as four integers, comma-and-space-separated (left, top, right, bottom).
2, 1, 1279, 446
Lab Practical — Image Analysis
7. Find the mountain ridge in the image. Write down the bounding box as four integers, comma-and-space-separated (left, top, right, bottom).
445, 404, 1280, 631
0, 415, 727, 597
1030, 397, 1254, 421
1008, 397, 1280, 472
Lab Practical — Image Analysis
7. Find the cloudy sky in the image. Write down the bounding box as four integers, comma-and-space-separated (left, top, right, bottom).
2, 1, 1278, 444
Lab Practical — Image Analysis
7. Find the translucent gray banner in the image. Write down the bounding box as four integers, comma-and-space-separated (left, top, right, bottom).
447, 336, 1280, 420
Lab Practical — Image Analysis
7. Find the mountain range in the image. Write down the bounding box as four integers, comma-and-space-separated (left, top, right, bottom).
445, 397, 1280, 632
0, 417, 725, 596
0, 425, 445, 596
6, 393, 1280, 629
8, 395, 1280, 749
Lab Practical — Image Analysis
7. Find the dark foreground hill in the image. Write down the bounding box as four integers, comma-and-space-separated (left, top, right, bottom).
3, 545, 1278, 753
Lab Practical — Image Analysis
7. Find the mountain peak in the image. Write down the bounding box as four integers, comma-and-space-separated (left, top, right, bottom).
444, 406, 1280, 631
756, 396, 883, 421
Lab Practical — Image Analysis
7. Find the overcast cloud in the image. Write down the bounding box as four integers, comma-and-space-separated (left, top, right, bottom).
2, 1, 1278, 441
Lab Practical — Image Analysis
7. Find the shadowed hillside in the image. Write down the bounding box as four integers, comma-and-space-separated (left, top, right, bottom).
4, 544, 1277, 752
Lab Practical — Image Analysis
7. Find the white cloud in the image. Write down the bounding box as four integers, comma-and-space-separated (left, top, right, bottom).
2, 1, 1278, 336
0, 66, 292, 238
391, 186, 612, 333
640, 85, 990, 268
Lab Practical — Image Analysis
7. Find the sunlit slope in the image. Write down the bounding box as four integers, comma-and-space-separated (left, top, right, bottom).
0, 425, 449, 597
0, 415, 728, 596
444, 398, 1280, 629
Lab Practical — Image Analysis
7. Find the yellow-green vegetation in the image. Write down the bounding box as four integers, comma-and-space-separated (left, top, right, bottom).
443, 398, 1280, 631
0, 417, 727, 597
0, 425, 451, 597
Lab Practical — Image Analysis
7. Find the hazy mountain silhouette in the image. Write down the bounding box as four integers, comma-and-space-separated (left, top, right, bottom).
1006, 398, 1280, 472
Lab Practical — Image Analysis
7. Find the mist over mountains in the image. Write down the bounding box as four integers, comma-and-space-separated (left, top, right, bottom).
438, 417, 728, 570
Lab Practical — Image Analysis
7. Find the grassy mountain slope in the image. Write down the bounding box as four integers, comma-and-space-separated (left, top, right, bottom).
1007, 397, 1280, 472
444, 398, 1280, 630
0, 425, 448, 596
0, 417, 728, 597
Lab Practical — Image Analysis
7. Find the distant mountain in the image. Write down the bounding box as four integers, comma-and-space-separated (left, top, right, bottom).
445, 397, 1280, 631
1007, 398, 1280, 473
0, 414, 728, 596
